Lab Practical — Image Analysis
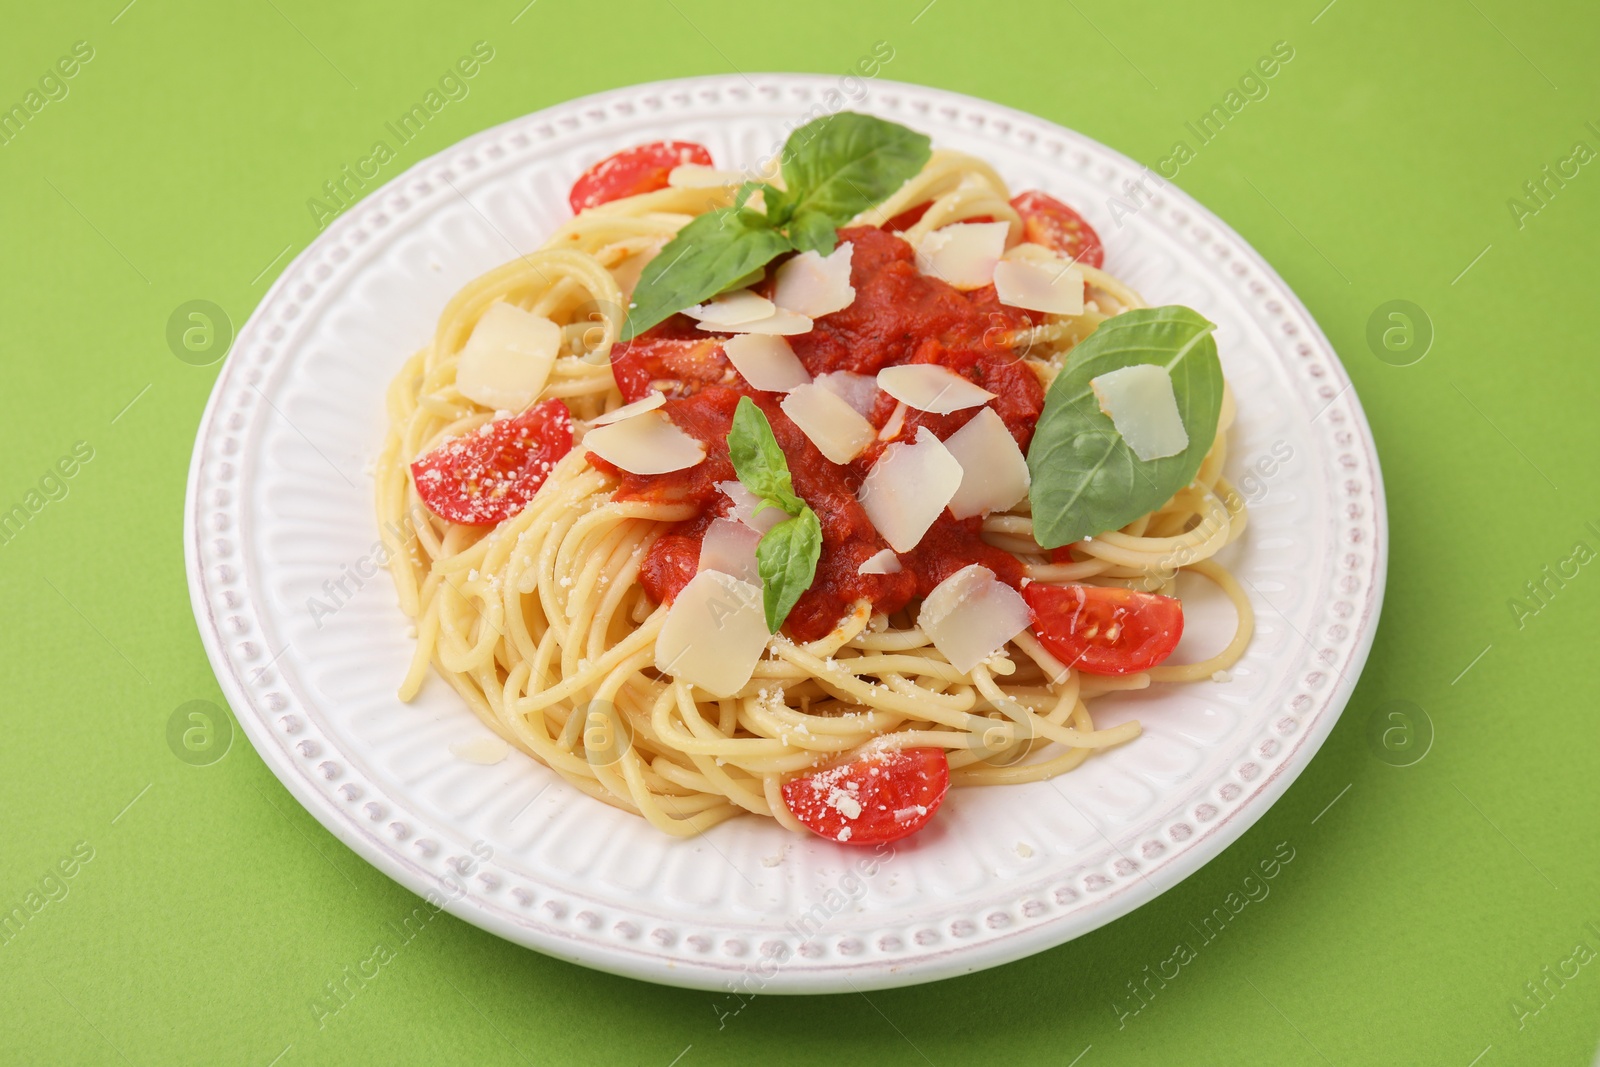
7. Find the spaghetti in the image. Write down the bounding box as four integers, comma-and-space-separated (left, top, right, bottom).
375, 120, 1254, 842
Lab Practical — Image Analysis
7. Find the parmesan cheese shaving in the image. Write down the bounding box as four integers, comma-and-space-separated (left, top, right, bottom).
654, 570, 770, 697
454, 303, 561, 412
1089, 363, 1189, 462
914, 221, 1009, 290
584, 410, 707, 474
694, 306, 814, 336
993, 257, 1085, 316
717, 480, 785, 534
772, 241, 856, 318
943, 407, 1030, 519
878, 400, 908, 441
857, 549, 902, 575
814, 370, 878, 416
877, 364, 995, 414
781, 383, 876, 464
590, 391, 665, 427
857, 427, 963, 552
916, 564, 1031, 673
610, 245, 661, 301
684, 288, 775, 326
698, 518, 762, 585
722, 334, 811, 392
449, 737, 510, 765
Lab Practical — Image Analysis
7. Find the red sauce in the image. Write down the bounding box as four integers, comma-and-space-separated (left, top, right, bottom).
594, 226, 1041, 641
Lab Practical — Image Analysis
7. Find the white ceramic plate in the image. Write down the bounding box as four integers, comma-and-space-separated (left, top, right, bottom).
185, 75, 1385, 993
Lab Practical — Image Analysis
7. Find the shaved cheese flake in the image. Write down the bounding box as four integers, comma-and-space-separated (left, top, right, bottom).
590, 390, 665, 426
993, 257, 1085, 315
877, 364, 995, 414
717, 480, 786, 534
1090, 363, 1189, 462
454, 303, 562, 411
916, 564, 1031, 673
707, 306, 814, 336
857, 427, 963, 552
915, 221, 1009, 289
655, 570, 770, 697
781, 383, 876, 464
772, 242, 855, 318
584, 410, 706, 474
449, 737, 510, 765
857, 549, 902, 575
685, 288, 774, 326
668, 164, 741, 188
610, 244, 662, 301
723, 334, 811, 392
943, 407, 1030, 519
878, 400, 908, 441
698, 518, 762, 584
814, 370, 878, 416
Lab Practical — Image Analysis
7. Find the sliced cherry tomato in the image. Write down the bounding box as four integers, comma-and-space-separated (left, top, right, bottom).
883, 202, 931, 231
568, 140, 714, 213
781, 747, 950, 845
409, 399, 572, 525
1010, 190, 1105, 268
608, 334, 732, 402
1023, 583, 1182, 675
882, 203, 995, 232
1047, 543, 1079, 564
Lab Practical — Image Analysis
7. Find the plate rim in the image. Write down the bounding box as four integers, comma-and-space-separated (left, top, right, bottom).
184, 72, 1388, 993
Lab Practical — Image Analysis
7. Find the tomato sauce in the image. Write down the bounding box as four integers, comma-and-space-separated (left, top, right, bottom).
593, 225, 1041, 641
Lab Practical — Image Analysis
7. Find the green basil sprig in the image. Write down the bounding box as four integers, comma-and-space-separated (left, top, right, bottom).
768, 114, 933, 254
728, 398, 823, 633
1026, 306, 1224, 549
622, 113, 931, 340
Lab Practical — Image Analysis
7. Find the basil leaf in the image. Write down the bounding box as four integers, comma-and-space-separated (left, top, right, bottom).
623, 113, 930, 338
621, 208, 792, 340
781, 112, 932, 226
727, 398, 823, 631
733, 181, 765, 212
787, 209, 841, 256
728, 397, 802, 513
759, 184, 795, 227
718, 265, 768, 294
756, 509, 823, 633
1026, 306, 1224, 549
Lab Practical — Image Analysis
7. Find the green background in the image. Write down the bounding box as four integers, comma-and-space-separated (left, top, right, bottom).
2, 0, 1596, 1063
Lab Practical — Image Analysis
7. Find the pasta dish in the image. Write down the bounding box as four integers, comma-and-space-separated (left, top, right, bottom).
375, 113, 1253, 844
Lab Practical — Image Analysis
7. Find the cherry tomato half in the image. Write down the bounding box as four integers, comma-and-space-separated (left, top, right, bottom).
409, 399, 572, 525
1010, 190, 1105, 268
882, 203, 994, 232
568, 140, 714, 213
608, 334, 730, 402
1023, 583, 1183, 676
883, 201, 931, 232
781, 747, 950, 845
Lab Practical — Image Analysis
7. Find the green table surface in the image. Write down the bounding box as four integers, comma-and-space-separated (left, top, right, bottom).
3, 0, 1597, 1063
